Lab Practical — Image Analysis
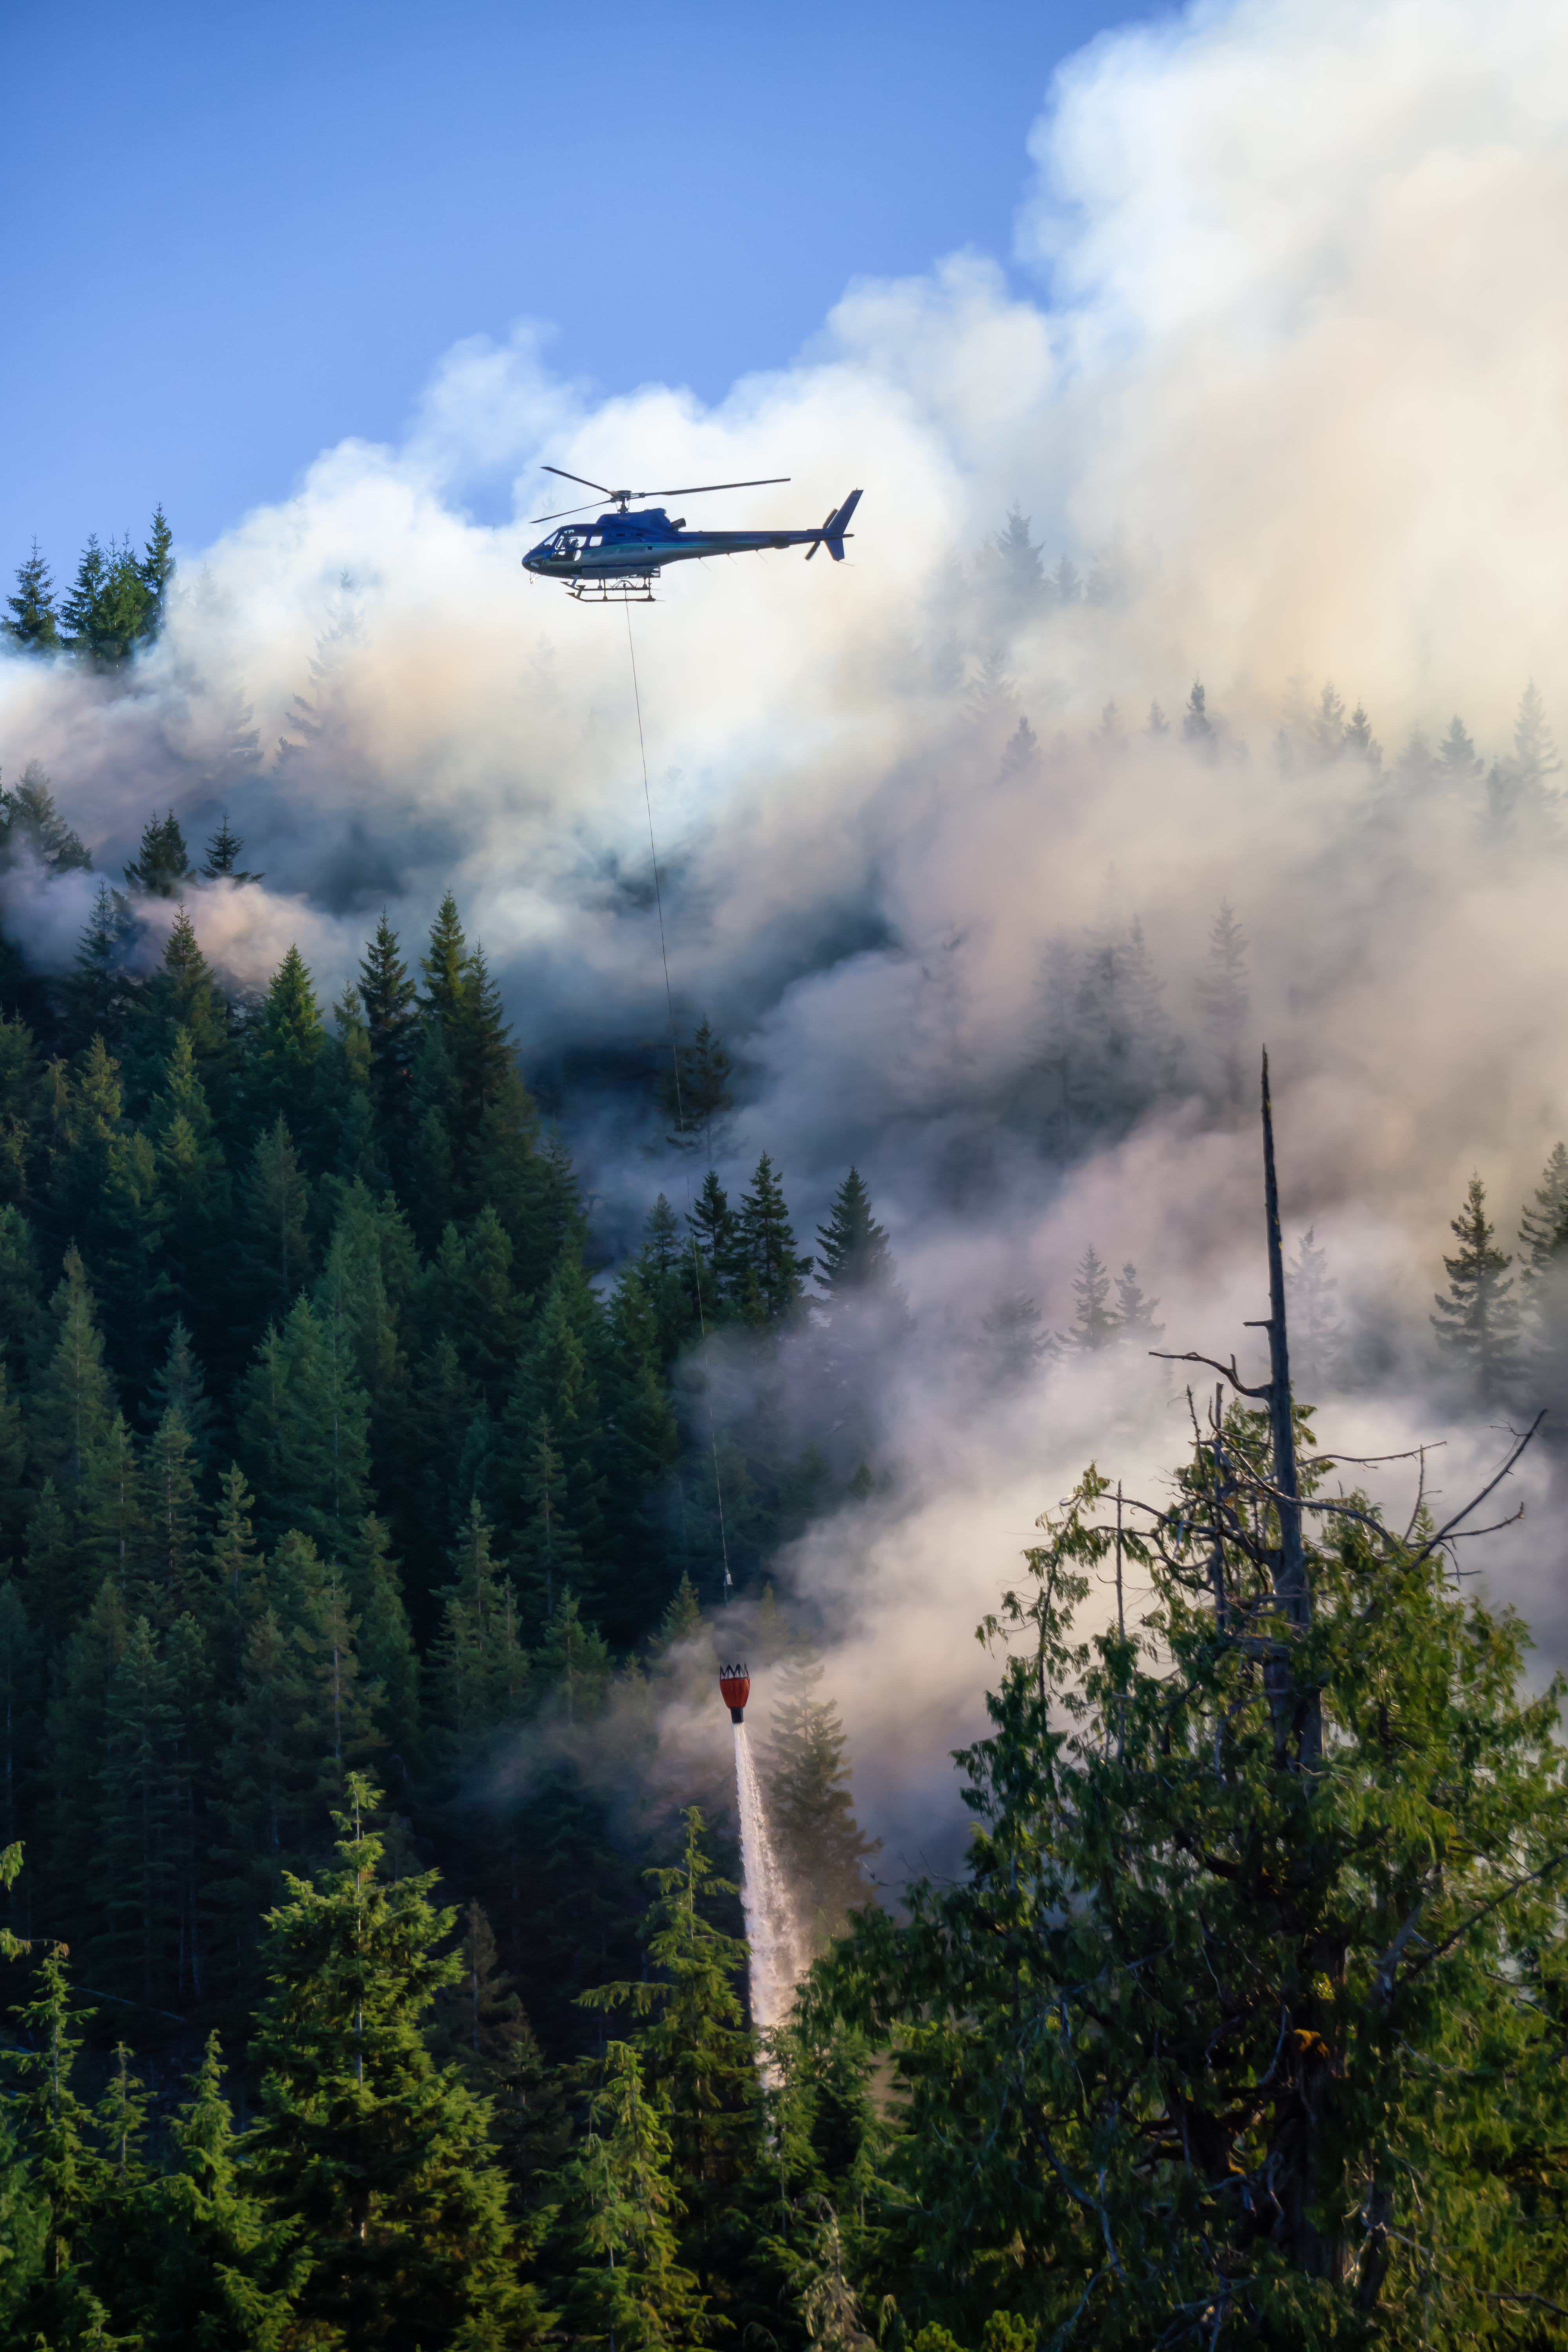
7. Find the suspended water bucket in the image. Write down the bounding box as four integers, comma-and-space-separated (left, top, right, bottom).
719, 1663, 751, 1723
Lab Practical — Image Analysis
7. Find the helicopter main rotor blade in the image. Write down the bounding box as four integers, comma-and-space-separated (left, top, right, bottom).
541, 465, 616, 496
528, 499, 611, 523
632, 476, 789, 499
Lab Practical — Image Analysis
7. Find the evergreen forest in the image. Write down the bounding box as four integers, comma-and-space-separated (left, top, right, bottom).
2, 543, 1568, 2345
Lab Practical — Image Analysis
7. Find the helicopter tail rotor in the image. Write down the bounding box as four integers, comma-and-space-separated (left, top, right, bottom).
806, 487, 863, 562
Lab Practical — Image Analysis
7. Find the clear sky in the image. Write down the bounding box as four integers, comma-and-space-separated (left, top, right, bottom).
2, 0, 1155, 584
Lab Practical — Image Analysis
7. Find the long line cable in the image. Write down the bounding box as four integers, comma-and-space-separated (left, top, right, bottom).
624, 601, 734, 1600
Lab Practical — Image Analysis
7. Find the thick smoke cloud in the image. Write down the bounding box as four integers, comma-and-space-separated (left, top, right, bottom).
4, 0, 1566, 1873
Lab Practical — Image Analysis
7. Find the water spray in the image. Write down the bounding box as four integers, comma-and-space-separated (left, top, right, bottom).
720, 1663, 806, 2051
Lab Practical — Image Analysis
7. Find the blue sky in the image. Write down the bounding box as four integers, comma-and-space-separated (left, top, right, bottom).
2, 0, 1155, 584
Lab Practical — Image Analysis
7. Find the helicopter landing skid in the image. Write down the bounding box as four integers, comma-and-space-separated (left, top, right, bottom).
568, 572, 660, 603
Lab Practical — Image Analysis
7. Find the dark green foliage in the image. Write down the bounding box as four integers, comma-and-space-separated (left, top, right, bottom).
808, 1414, 1568, 2343
657, 1015, 734, 1156
1068, 1243, 1115, 1349
4, 541, 60, 650
1432, 1172, 1519, 1399
735, 1152, 813, 1326
244, 1773, 547, 2347
0, 759, 91, 873
123, 809, 195, 897
552, 2040, 712, 2350
815, 1167, 895, 1297
201, 810, 262, 882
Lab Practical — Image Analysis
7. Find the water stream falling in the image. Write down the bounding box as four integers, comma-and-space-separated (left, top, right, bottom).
732, 1721, 806, 2053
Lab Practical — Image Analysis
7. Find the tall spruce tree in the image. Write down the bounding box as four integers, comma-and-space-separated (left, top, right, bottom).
763, 1645, 880, 1949
735, 1154, 813, 1327
1432, 1172, 1520, 1400
242, 1773, 546, 2348
123, 810, 195, 897
553, 2040, 712, 2352
1192, 899, 1249, 1104
4, 542, 60, 651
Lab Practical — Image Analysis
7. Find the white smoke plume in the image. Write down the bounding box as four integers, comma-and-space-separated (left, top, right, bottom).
4, 0, 1566, 1874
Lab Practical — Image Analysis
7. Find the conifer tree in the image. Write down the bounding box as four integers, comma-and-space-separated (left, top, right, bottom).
1287, 1225, 1341, 1395
243, 1773, 546, 2348
1432, 1172, 1520, 1399
582, 1806, 757, 2292
240, 1115, 312, 1329
0, 760, 91, 872
764, 1646, 880, 1949
208, 1462, 265, 1677
236, 1293, 372, 1551
29, 1246, 116, 1503
1436, 712, 1483, 791
359, 909, 419, 1163
142, 1313, 218, 1457
733, 1154, 812, 1327
254, 943, 326, 1134
124, 2031, 308, 2347
199, 810, 261, 880
141, 1405, 203, 1624
658, 1016, 735, 1156
2, 1940, 105, 2341
427, 1896, 551, 2158
428, 1501, 528, 1781
1112, 1261, 1163, 1346
99, 1614, 180, 2001
1192, 898, 1249, 1103
1181, 678, 1214, 745
39, 1575, 130, 1951
0, 1016, 49, 1211
64, 883, 136, 1053
533, 1590, 612, 1729
1517, 1139, 1568, 1281
1069, 1245, 1116, 1350
140, 505, 174, 636
123, 809, 195, 897
344, 1514, 422, 1784
686, 1170, 739, 1318
554, 2040, 713, 2352
815, 1171, 893, 1300
58, 534, 109, 652
4, 541, 60, 650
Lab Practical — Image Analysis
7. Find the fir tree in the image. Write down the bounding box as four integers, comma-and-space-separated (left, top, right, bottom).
2, 1939, 105, 2341
240, 1116, 312, 1327
658, 1017, 735, 1157
200, 811, 262, 882
1287, 1225, 1341, 1396
140, 505, 174, 636
1192, 898, 1249, 1104
1432, 1172, 1520, 1400
124, 2031, 308, 2347
243, 1773, 545, 2348
358, 909, 419, 1163
254, 943, 326, 1133
982, 506, 1044, 603
554, 2040, 712, 2352
243, 1290, 374, 1550
764, 1645, 880, 1949
1069, 1245, 1116, 1350
1112, 1260, 1163, 1346
735, 1154, 812, 1327
428, 1501, 528, 1782
815, 1169, 895, 1298
141, 1405, 203, 1624
65, 882, 136, 1051
1181, 678, 1214, 746
1146, 699, 1169, 735
123, 809, 195, 897
29, 1246, 116, 1503
686, 1170, 739, 1319
58, 534, 109, 652
4, 541, 60, 651
1436, 712, 1483, 791
1519, 1141, 1568, 1284
581, 1806, 758, 2287
0, 760, 91, 872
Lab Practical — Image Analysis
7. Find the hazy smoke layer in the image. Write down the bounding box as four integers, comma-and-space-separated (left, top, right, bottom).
4, 0, 1566, 1871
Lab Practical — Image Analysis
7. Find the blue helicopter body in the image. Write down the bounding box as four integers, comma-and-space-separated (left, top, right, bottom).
521, 472, 862, 601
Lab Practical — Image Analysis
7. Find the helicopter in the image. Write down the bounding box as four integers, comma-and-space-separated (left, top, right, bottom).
521, 467, 863, 601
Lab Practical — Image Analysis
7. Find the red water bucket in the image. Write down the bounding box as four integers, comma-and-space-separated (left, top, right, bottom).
719, 1664, 750, 1723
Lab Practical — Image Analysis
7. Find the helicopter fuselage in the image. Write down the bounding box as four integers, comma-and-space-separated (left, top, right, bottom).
521, 501, 857, 584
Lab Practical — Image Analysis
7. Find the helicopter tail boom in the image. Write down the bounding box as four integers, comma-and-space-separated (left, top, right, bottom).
807, 487, 863, 563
